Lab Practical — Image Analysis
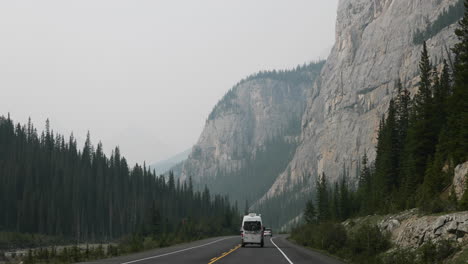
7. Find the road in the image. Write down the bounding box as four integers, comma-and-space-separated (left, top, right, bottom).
81, 235, 345, 264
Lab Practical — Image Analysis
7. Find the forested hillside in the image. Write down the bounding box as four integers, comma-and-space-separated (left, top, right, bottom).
0, 117, 239, 247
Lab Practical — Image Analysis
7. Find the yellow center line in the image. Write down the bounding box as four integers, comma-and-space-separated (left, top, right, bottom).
208, 244, 241, 264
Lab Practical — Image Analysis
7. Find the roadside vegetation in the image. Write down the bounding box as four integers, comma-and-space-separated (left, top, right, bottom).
2, 232, 215, 264
293, 1, 468, 263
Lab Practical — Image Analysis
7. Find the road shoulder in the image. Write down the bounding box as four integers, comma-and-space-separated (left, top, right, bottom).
275, 235, 347, 264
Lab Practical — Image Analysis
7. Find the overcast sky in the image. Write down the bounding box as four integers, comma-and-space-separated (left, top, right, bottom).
0, 0, 338, 165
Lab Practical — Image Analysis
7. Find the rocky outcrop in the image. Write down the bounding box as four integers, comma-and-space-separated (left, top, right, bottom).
379, 210, 468, 248
261, 0, 460, 201
453, 161, 468, 199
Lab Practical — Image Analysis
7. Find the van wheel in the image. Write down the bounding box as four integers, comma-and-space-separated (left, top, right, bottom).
241, 243, 245, 247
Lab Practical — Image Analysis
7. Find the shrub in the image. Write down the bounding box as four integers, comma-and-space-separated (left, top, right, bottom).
348, 223, 391, 257
379, 239, 458, 264
420, 240, 458, 264
320, 222, 348, 253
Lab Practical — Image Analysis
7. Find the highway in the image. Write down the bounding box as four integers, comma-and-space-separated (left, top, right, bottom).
81, 235, 345, 264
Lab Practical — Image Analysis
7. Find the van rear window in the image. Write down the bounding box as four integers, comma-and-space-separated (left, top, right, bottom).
243, 221, 261, 231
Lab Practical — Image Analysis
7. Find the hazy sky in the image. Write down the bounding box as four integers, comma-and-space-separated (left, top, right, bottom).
0, 0, 338, 165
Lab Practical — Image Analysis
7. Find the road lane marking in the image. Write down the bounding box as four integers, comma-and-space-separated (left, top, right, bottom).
208, 244, 241, 264
120, 237, 233, 264
271, 237, 293, 264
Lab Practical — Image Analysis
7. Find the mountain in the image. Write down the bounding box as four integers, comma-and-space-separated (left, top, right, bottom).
179, 0, 464, 229
149, 148, 191, 175
179, 62, 324, 205
255, 0, 463, 227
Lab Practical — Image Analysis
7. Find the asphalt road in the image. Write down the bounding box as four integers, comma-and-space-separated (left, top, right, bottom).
81, 235, 345, 264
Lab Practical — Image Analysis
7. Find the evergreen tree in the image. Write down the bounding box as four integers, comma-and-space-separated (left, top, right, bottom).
339, 175, 350, 220
374, 99, 400, 204
316, 172, 330, 222
304, 200, 317, 224
403, 42, 438, 199
357, 153, 372, 213
330, 182, 340, 220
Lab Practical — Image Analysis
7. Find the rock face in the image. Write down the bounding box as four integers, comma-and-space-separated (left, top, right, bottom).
453, 161, 468, 199
180, 65, 323, 183
261, 0, 460, 201
379, 210, 468, 248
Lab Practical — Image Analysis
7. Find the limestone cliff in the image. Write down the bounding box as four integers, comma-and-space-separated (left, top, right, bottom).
260, 0, 460, 202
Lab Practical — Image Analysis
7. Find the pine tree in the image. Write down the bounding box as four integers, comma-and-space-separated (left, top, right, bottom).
434, 61, 451, 128
375, 99, 400, 202
304, 200, 317, 224
316, 172, 330, 222
357, 153, 372, 213
339, 175, 350, 220
404, 42, 438, 195
330, 182, 340, 220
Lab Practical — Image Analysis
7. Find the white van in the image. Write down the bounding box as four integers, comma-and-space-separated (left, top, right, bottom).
241, 213, 264, 247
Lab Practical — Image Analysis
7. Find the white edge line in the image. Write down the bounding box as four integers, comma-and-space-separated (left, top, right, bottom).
270, 237, 293, 264
120, 237, 233, 264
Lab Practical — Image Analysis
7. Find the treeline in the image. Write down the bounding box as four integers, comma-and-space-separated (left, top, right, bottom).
293, 3, 468, 263
240, 60, 325, 87
0, 117, 239, 248
413, 0, 465, 45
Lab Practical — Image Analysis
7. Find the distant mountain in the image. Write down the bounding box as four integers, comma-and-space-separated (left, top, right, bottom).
149, 148, 191, 175
179, 62, 325, 211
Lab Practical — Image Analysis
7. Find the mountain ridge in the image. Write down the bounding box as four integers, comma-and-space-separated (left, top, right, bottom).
149, 148, 191, 175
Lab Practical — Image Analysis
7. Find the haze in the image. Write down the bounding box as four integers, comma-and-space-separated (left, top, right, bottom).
0, 0, 338, 165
